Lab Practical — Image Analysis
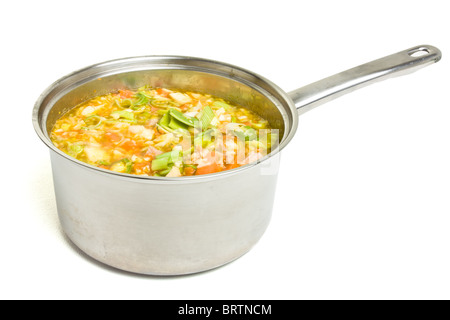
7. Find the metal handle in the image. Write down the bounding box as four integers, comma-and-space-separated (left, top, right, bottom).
289, 45, 442, 115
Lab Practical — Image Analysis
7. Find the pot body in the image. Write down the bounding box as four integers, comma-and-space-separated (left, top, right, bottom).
50, 149, 280, 275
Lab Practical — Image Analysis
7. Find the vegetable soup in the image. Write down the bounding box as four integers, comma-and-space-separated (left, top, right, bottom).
50, 87, 278, 177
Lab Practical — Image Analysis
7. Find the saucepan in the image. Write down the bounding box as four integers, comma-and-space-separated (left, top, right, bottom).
33, 45, 441, 275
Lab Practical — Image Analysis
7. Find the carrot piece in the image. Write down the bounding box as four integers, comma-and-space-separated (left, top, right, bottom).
119, 89, 134, 99
120, 139, 139, 152
196, 163, 222, 175
183, 166, 196, 176
225, 163, 240, 171
156, 88, 169, 98
133, 161, 150, 174
105, 132, 122, 143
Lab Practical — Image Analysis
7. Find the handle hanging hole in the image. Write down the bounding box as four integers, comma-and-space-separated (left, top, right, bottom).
409, 48, 430, 57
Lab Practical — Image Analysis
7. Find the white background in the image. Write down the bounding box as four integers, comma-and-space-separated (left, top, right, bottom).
1, 0, 449, 300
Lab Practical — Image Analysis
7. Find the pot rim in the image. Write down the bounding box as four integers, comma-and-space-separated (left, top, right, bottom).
32, 55, 299, 182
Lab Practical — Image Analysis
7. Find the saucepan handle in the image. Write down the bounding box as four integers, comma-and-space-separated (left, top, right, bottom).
289, 45, 442, 115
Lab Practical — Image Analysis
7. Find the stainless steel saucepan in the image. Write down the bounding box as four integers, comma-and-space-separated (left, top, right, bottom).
33, 45, 441, 275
